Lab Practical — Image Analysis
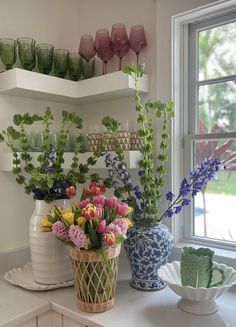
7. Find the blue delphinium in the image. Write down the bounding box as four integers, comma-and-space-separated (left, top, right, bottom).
105, 149, 222, 223
163, 158, 221, 219
105, 150, 144, 215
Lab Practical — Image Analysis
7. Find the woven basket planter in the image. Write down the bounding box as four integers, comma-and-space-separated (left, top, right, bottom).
70, 245, 121, 313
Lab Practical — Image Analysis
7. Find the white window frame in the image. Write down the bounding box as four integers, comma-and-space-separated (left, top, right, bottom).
171, 0, 236, 267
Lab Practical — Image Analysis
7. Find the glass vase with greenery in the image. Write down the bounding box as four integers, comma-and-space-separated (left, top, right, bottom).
0, 107, 107, 202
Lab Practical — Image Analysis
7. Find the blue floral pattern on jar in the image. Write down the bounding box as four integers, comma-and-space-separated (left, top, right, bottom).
124, 223, 173, 290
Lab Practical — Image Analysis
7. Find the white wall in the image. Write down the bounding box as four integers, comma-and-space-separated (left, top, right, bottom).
0, 0, 216, 253
0, 0, 81, 252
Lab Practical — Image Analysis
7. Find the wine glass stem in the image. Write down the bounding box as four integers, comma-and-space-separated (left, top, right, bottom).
136, 53, 139, 66
104, 62, 107, 74
119, 57, 122, 71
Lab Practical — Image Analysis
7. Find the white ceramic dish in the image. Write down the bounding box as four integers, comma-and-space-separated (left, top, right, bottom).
158, 261, 236, 315
4, 262, 74, 291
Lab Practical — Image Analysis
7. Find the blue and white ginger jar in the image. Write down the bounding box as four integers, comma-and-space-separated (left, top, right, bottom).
124, 223, 173, 291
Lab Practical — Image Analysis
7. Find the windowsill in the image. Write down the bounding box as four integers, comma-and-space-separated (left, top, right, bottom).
172, 242, 236, 269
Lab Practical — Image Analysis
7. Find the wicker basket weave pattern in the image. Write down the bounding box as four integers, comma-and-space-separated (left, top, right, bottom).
70, 245, 121, 313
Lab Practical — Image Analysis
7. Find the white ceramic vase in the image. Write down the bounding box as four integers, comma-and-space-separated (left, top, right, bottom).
29, 199, 73, 285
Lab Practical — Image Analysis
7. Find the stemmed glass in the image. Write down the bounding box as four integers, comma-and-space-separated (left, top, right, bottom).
0, 38, 17, 70
111, 23, 129, 71
129, 25, 147, 65
79, 35, 96, 78
95, 29, 114, 74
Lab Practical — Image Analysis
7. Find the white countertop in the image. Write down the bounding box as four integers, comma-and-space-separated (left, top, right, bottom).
1, 259, 236, 327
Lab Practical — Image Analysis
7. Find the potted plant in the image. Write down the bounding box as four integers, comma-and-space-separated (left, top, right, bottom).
41, 180, 132, 312
0, 107, 106, 285
101, 64, 222, 291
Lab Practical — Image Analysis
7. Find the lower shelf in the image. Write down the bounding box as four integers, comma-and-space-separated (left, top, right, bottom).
0, 151, 142, 171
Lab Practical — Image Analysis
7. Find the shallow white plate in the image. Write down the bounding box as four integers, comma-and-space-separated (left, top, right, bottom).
4, 262, 74, 291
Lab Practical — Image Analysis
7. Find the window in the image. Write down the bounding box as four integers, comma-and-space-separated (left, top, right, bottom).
172, 1, 236, 255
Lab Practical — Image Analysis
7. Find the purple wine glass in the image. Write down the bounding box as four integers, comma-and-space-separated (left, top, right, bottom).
95, 28, 114, 74
111, 23, 129, 71
129, 25, 147, 65
79, 34, 96, 62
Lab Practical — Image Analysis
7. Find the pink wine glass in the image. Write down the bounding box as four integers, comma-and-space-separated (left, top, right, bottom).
111, 23, 129, 71
79, 34, 96, 76
129, 25, 147, 65
95, 28, 114, 74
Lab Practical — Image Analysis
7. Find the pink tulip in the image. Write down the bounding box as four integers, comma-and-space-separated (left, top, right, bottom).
79, 199, 89, 209
104, 232, 116, 246
97, 220, 106, 233
93, 195, 106, 207
116, 202, 128, 216
96, 206, 103, 220
106, 196, 118, 209
82, 204, 97, 220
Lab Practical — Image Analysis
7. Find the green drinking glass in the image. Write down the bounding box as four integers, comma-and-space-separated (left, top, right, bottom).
36, 43, 54, 74
54, 49, 69, 78
17, 37, 36, 71
81, 58, 95, 79
0, 38, 17, 70
69, 53, 82, 81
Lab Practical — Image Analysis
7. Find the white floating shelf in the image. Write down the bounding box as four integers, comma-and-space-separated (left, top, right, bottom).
0, 68, 149, 104
0, 151, 142, 171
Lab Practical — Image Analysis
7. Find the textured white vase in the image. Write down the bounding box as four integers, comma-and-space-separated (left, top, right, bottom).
29, 199, 73, 285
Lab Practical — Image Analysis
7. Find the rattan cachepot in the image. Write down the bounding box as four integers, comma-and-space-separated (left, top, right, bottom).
70, 245, 121, 313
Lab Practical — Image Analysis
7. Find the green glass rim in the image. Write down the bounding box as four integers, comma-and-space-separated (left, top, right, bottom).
17, 37, 36, 44
0, 38, 16, 43
54, 49, 69, 54
36, 43, 54, 49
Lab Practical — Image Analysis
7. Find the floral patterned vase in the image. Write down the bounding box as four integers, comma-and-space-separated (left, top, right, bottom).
124, 223, 173, 290
29, 199, 73, 284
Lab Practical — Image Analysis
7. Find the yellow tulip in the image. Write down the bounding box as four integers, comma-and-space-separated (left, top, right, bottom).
62, 211, 74, 226
40, 217, 52, 232
77, 216, 86, 229
124, 218, 133, 228
125, 206, 133, 216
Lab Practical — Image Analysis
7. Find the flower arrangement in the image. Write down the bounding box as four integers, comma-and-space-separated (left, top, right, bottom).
0, 108, 106, 202
40, 181, 132, 251
101, 64, 222, 226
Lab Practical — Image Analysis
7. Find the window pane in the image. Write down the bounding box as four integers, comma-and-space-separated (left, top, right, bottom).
199, 21, 236, 81
198, 81, 236, 133
193, 139, 236, 242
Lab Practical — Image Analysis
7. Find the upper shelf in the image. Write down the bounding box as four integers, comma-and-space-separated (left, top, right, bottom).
0, 150, 142, 171
0, 68, 149, 105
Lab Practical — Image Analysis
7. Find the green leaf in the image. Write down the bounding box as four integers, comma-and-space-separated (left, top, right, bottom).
0, 133, 4, 143
115, 235, 126, 245
32, 114, 43, 121
102, 116, 120, 132
87, 223, 101, 249
74, 116, 83, 129
13, 114, 22, 126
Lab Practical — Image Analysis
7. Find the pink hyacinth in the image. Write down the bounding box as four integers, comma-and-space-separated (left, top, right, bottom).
93, 195, 106, 207
106, 196, 118, 209
105, 222, 122, 236
113, 218, 128, 234
79, 199, 89, 209
69, 224, 87, 249
52, 221, 70, 241
116, 202, 128, 216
